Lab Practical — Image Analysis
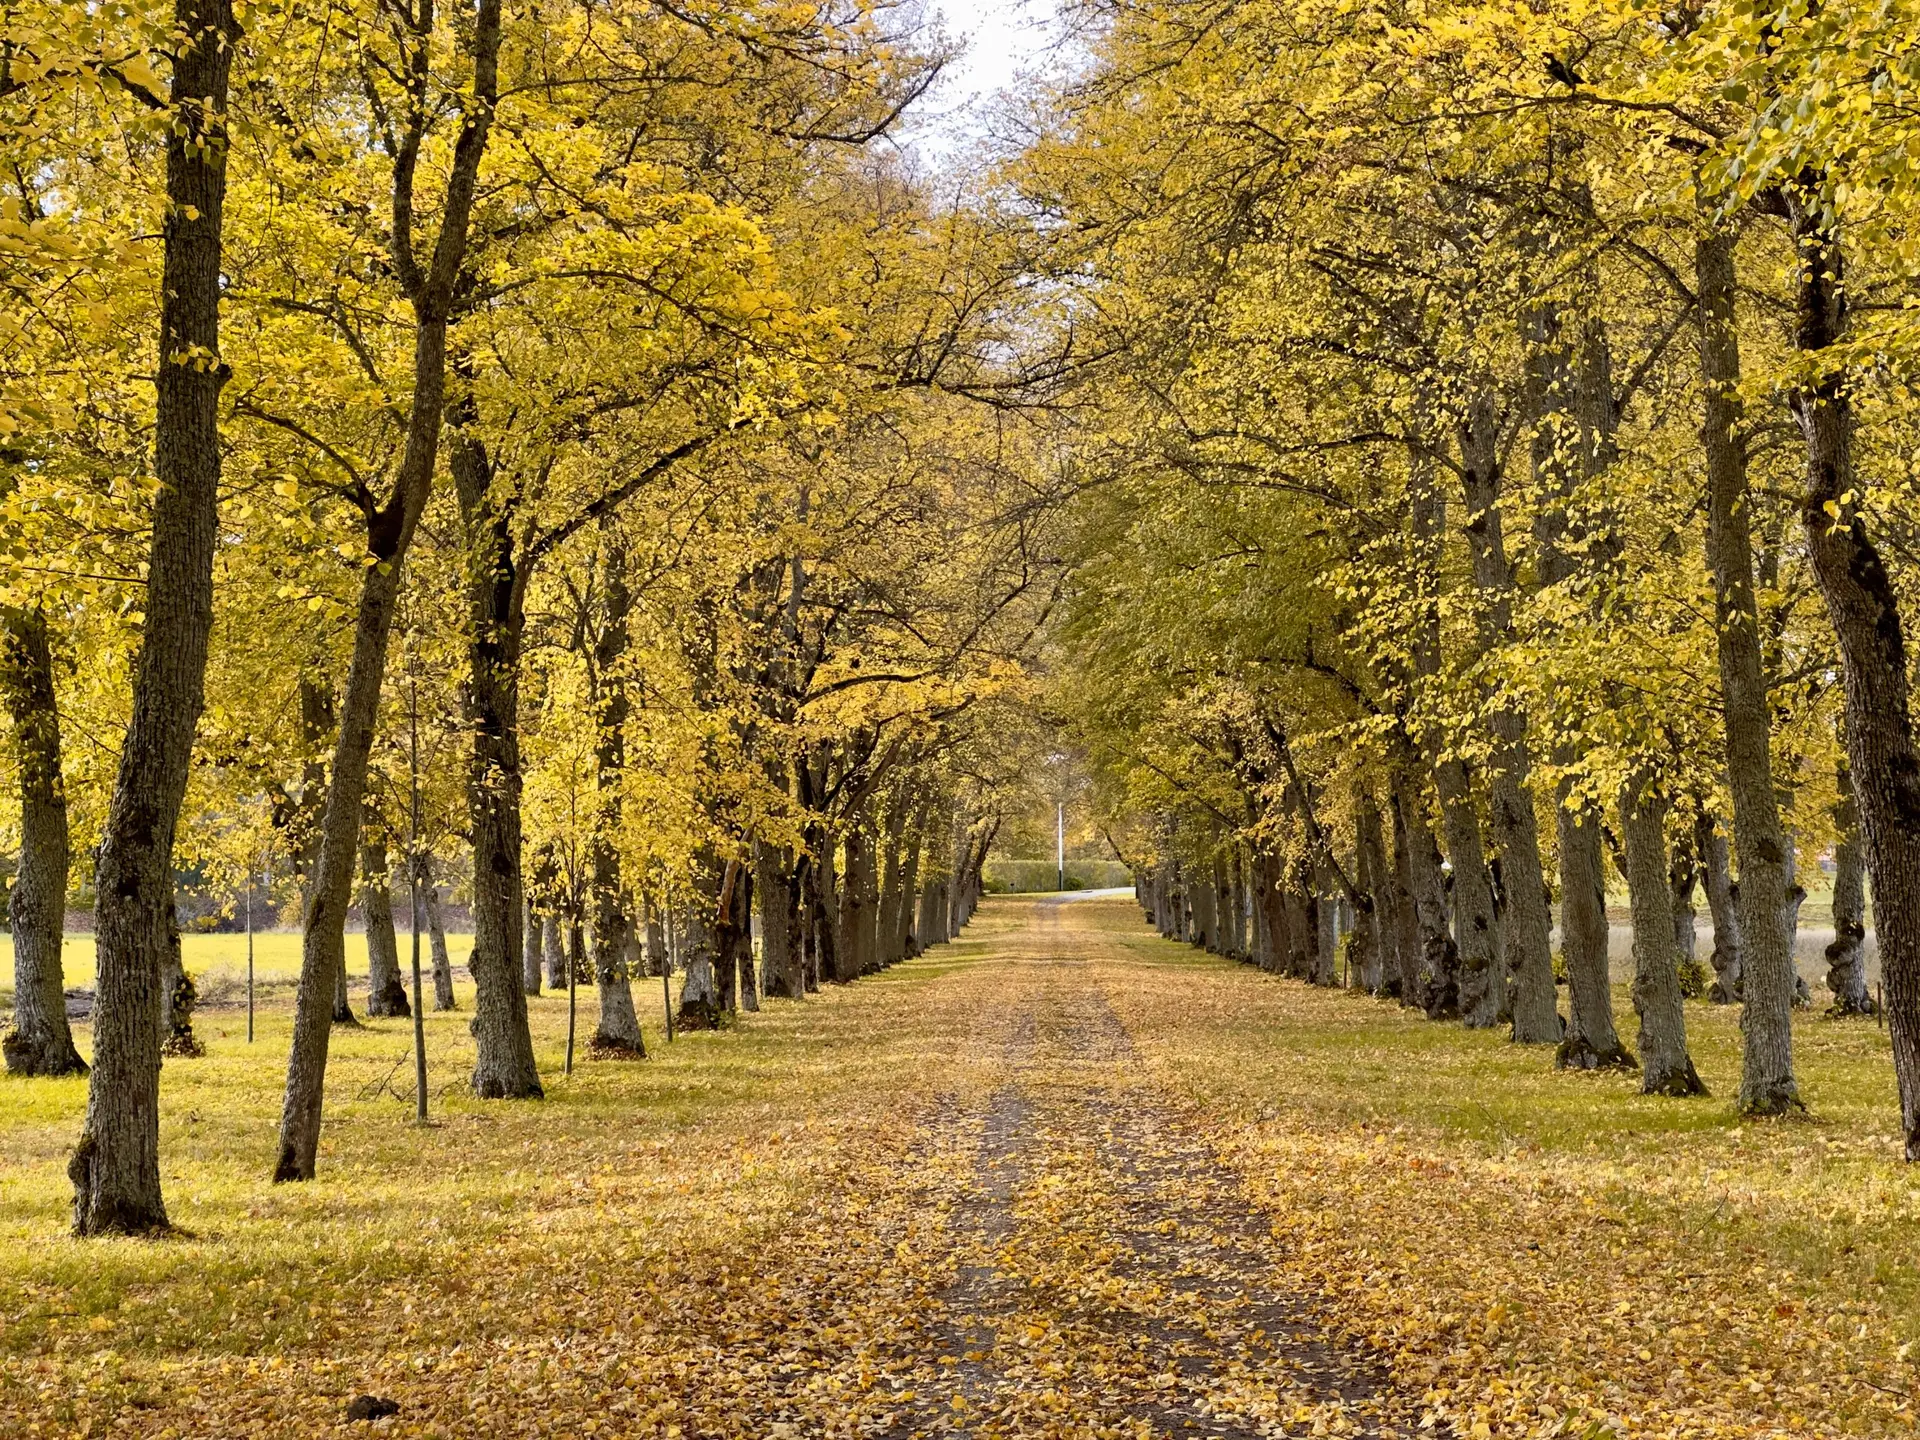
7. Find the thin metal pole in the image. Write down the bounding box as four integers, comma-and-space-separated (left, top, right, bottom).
245, 858, 254, 1043
661, 902, 675, 1043
565, 910, 577, 1076
408, 625, 428, 1125
1057, 802, 1065, 892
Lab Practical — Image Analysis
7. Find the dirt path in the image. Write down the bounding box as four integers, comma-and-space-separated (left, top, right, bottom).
873, 897, 1431, 1439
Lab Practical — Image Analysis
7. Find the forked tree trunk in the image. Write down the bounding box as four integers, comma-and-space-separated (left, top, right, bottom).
726, 862, 754, 1010
1826, 759, 1874, 1015
361, 836, 409, 1018
71, 0, 235, 1235
1697, 226, 1799, 1114
1556, 802, 1633, 1070
1621, 778, 1706, 1096
276, 0, 512, 1183
1, 608, 83, 1077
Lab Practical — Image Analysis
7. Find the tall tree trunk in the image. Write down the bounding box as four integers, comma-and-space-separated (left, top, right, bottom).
1434, 761, 1499, 1025
1252, 851, 1281, 971
1670, 820, 1703, 993
1379, 783, 1418, 1001
276, 0, 510, 1181
1621, 778, 1706, 1096
805, 836, 840, 984
1393, 775, 1458, 1017
1696, 813, 1744, 1002
897, 818, 924, 959
876, 792, 908, 967
1192, 856, 1218, 951
591, 908, 643, 1056
837, 828, 875, 979
1, 608, 83, 1076
520, 897, 540, 995
1697, 225, 1799, 1114
727, 861, 754, 1010
1826, 758, 1874, 1016
361, 834, 409, 1017
1353, 793, 1388, 993
1311, 860, 1339, 986
757, 842, 804, 1000
916, 875, 945, 955
70, 0, 235, 1234
1556, 803, 1633, 1070
1458, 395, 1555, 1035
586, 540, 642, 1054
544, 900, 568, 991
677, 859, 726, 1029
1781, 208, 1920, 1144
422, 865, 456, 1011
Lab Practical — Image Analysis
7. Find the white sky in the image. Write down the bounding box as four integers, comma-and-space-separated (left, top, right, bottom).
910, 0, 1065, 163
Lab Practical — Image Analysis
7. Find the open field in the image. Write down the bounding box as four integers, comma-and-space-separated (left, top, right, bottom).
0, 932, 478, 1011
3, 896, 1917, 1437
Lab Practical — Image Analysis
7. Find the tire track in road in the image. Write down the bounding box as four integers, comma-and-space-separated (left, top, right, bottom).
883, 900, 1433, 1439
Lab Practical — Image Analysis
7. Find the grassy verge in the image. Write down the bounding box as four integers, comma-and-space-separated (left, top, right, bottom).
0, 907, 1035, 1435
1076, 897, 1920, 1438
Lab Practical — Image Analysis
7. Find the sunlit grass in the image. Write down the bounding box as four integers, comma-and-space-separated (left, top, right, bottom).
0, 931, 476, 1010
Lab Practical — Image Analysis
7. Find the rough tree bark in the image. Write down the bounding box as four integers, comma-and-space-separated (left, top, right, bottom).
1788, 201, 1920, 1149
1458, 394, 1555, 1038
1621, 777, 1707, 1096
71, 0, 236, 1235
1393, 774, 1458, 1018
1697, 225, 1799, 1114
1, 608, 84, 1076
1556, 802, 1632, 1070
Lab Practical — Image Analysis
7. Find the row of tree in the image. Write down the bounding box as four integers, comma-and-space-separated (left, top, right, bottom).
1034, 0, 1920, 1148
0, 1, 1059, 1234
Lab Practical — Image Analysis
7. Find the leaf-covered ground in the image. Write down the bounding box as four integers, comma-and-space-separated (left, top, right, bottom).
4, 897, 1919, 1437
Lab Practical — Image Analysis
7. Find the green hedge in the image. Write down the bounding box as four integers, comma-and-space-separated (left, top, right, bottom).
982, 860, 1133, 894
